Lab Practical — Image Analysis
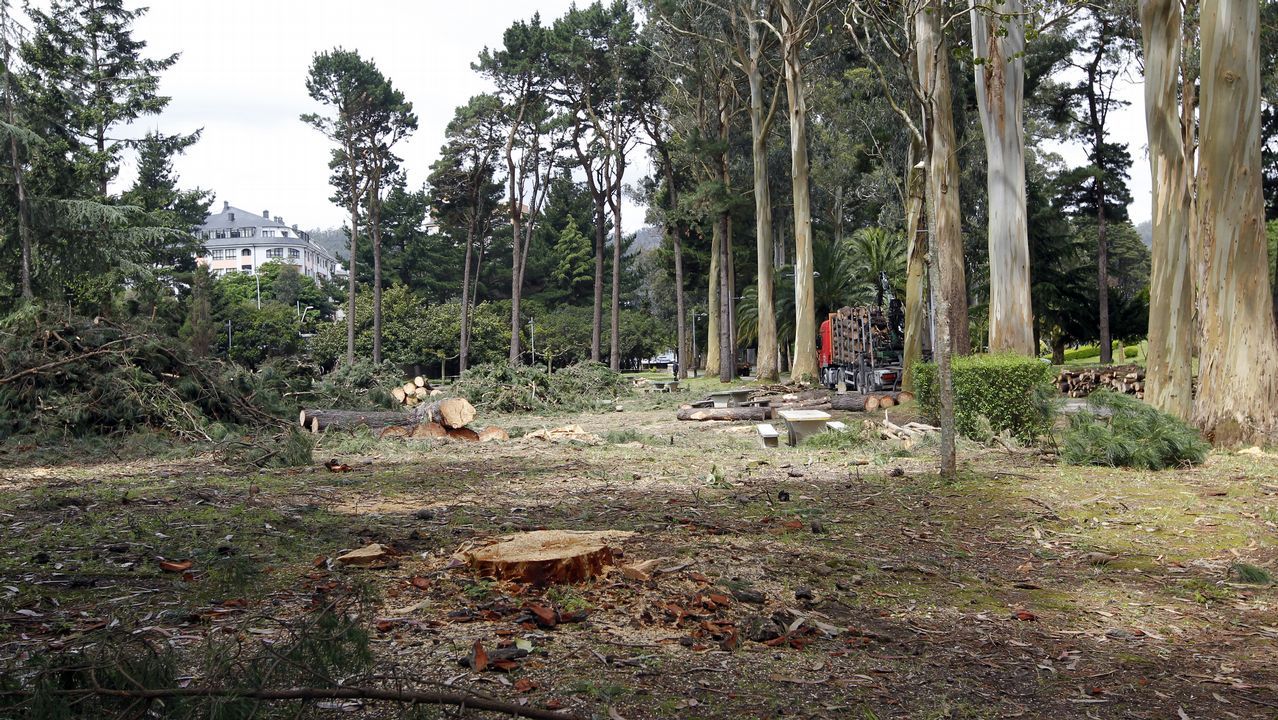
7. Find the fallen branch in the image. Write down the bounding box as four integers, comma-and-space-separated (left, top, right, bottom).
0, 684, 581, 720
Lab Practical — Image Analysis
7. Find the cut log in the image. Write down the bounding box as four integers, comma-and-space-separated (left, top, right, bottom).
414, 375, 427, 388
410, 422, 447, 439
379, 425, 410, 439
676, 407, 769, 422
414, 397, 476, 429
896, 390, 915, 404
827, 394, 884, 413
878, 395, 896, 409
413, 386, 429, 400
446, 426, 480, 442
302, 409, 414, 434
463, 530, 634, 585
477, 426, 509, 442
402, 381, 417, 396
392, 386, 407, 403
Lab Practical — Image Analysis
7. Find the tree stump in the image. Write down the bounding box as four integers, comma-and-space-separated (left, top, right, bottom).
410, 422, 446, 439
415, 397, 476, 429
463, 530, 633, 585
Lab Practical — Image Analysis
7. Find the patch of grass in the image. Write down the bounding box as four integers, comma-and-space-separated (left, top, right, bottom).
1231, 562, 1273, 585
804, 427, 868, 450
320, 426, 381, 455
546, 586, 592, 614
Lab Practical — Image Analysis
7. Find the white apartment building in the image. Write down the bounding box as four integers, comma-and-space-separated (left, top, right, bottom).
195, 202, 341, 280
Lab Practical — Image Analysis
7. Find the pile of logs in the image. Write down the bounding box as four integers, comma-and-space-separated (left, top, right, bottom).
876, 417, 938, 441
299, 396, 508, 443
1056, 365, 1146, 399
677, 388, 915, 421
390, 376, 441, 407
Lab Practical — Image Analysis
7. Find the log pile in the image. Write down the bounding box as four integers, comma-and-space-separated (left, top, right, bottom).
390, 375, 442, 408
299, 397, 507, 443
1056, 366, 1146, 399
677, 388, 916, 421
875, 417, 939, 441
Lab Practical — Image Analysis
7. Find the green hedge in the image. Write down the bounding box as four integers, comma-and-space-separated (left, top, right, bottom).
1062, 390, 1209, 469
1062, 343, 1140, 362
913, 353, 1056, 441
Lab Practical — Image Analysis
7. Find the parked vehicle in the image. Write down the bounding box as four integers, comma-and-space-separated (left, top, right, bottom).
817, 301, 907, 391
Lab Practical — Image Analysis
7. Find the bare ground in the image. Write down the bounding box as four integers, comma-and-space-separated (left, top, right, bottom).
1, 401, 1276, 719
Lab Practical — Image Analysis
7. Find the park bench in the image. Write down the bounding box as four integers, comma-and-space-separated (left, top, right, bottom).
756, 423, 780, 448
708, 389, 753, 408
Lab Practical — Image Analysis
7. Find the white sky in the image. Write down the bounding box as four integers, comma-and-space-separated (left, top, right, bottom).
107, 1, 1151, 232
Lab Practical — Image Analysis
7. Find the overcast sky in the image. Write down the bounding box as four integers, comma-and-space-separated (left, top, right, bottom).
112, 1, 1152, 233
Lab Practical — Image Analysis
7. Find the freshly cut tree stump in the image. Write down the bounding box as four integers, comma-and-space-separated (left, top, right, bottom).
301, 410, 413, 433
414, 397, 476, 429
676, 407, 769, 422
410, 422, 447, 439
477, 426, 509, 442
379, 425, 410, 439
464, 530, 634, 585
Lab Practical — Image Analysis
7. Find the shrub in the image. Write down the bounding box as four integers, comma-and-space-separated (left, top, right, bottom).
1062, 390, 1209, 469
913, 353, 1056, 442
1061, 343, 1140, 363
309, 360, 401, 410
452, 361, 632, 414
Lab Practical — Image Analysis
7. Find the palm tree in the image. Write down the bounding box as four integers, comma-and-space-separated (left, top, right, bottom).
845, 227, 906, 307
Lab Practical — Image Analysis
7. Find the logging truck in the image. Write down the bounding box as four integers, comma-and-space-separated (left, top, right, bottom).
818, 301, 906, 392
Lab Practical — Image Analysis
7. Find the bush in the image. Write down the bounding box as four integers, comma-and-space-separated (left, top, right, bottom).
1062, 343, 1140, 363
913, 353, 1056, 442
309, 360, 401, 410
452, 361, 632, 414
1062, 390, 1209, 469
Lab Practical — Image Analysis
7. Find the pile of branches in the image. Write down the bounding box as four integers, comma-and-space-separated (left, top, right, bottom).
452, 361, 632, 414
0, 308, 290, 444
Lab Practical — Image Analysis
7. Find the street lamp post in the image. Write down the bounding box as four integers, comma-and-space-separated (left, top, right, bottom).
691, 312, 707, 378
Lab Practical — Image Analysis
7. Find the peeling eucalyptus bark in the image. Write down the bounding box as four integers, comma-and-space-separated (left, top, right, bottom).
970, 0, 1033, 355
1140, 0, 1195, 420
902, 144, 928, 392
1193, 0, 1278, 445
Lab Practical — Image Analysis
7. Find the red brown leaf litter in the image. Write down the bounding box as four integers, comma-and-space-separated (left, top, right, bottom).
1, 405, 1276, 718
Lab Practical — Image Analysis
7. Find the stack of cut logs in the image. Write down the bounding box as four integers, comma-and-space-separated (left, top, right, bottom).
875, 418, 939, 441
391, 375, 441, 407
1056, 365, 1145, 399
299, 396, 508, 442
677, 388, 914, 421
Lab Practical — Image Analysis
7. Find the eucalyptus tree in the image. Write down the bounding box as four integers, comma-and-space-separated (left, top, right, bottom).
429, 95, 505, 371
1140, 0, 1195, 420
476, 14, 560, 364
303, 48, 386, 367
1193, 0, 1278, 444
969, 0, 1033, 355
768, 0, 835, 382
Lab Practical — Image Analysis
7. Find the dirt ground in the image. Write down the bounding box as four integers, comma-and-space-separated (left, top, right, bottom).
1, 397, 1277, 719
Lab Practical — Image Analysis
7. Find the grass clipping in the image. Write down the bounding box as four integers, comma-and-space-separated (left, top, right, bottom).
452, 362, 631, 414
1062, 390, 1209, 470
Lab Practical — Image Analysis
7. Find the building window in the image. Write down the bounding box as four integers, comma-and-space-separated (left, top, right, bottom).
262, 229, 275, 238
214, 230, 227, 239
288, 248, 300, 259
241, 264, 252, 272
240, 248, 250, 257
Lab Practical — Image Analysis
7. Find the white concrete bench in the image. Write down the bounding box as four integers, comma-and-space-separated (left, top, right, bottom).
708, 389, 753, 408
826, 420, 848, 432
777, 409, 833, 447
756, 423, 780, 448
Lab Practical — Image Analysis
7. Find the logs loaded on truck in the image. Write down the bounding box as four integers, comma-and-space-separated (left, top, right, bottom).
298, 397, 508, 442
1056, 365, 1147, 399
819, 303, 921, 392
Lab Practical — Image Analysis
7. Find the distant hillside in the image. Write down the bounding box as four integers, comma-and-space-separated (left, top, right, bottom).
1135, 221, 1152, 248
632, 225, 662, 252
307, 227, 348, 260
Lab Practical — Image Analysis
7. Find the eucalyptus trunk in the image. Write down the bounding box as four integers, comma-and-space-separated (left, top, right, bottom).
902, 147, 928, 391
971, 0, 1033, 355
779, 0, 818, 381
345, 157, 360, 368
459, 222, 476, 372
916, 2, 971, 356
707, 221, 722, 375
591, 197, 606, 363
663, 162, 689, 380
1141, 0, 1195, 420
719, 212, 735, 383
610, 185, 623, 372
1192, 0, 1278, 445
747, 15, 778, 381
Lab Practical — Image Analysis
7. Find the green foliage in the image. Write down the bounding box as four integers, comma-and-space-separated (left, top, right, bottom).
1062, 343, 1140, 362
309, 360, 402, 410
1231, 563, 1273, 585
1062, 390, 1210, 470
452, 361, 631, 414
804, 426, 869, 450
914, 354, 1057, 442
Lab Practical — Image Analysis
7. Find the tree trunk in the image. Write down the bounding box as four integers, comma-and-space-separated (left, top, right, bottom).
610, 188, 623, 372
1141, 0, 1196, 421
971, 0, 1034, 355
371, 180, 384, 365
345, 194, 360, 368
917, 4, 970, 359
747, 6, 778, 383
719, 212, 735, 383
1192, 0, 1278, 445
661, 156, 689, 380
509, 208, 524, 365
707, 216, 722, 376
902, 140, 928, 391
591, 196, 606, 363
779, 1, 818, 381
459, 222, 475, 372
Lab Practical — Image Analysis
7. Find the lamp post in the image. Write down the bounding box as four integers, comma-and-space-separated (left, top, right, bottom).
691, 311, 707, 378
